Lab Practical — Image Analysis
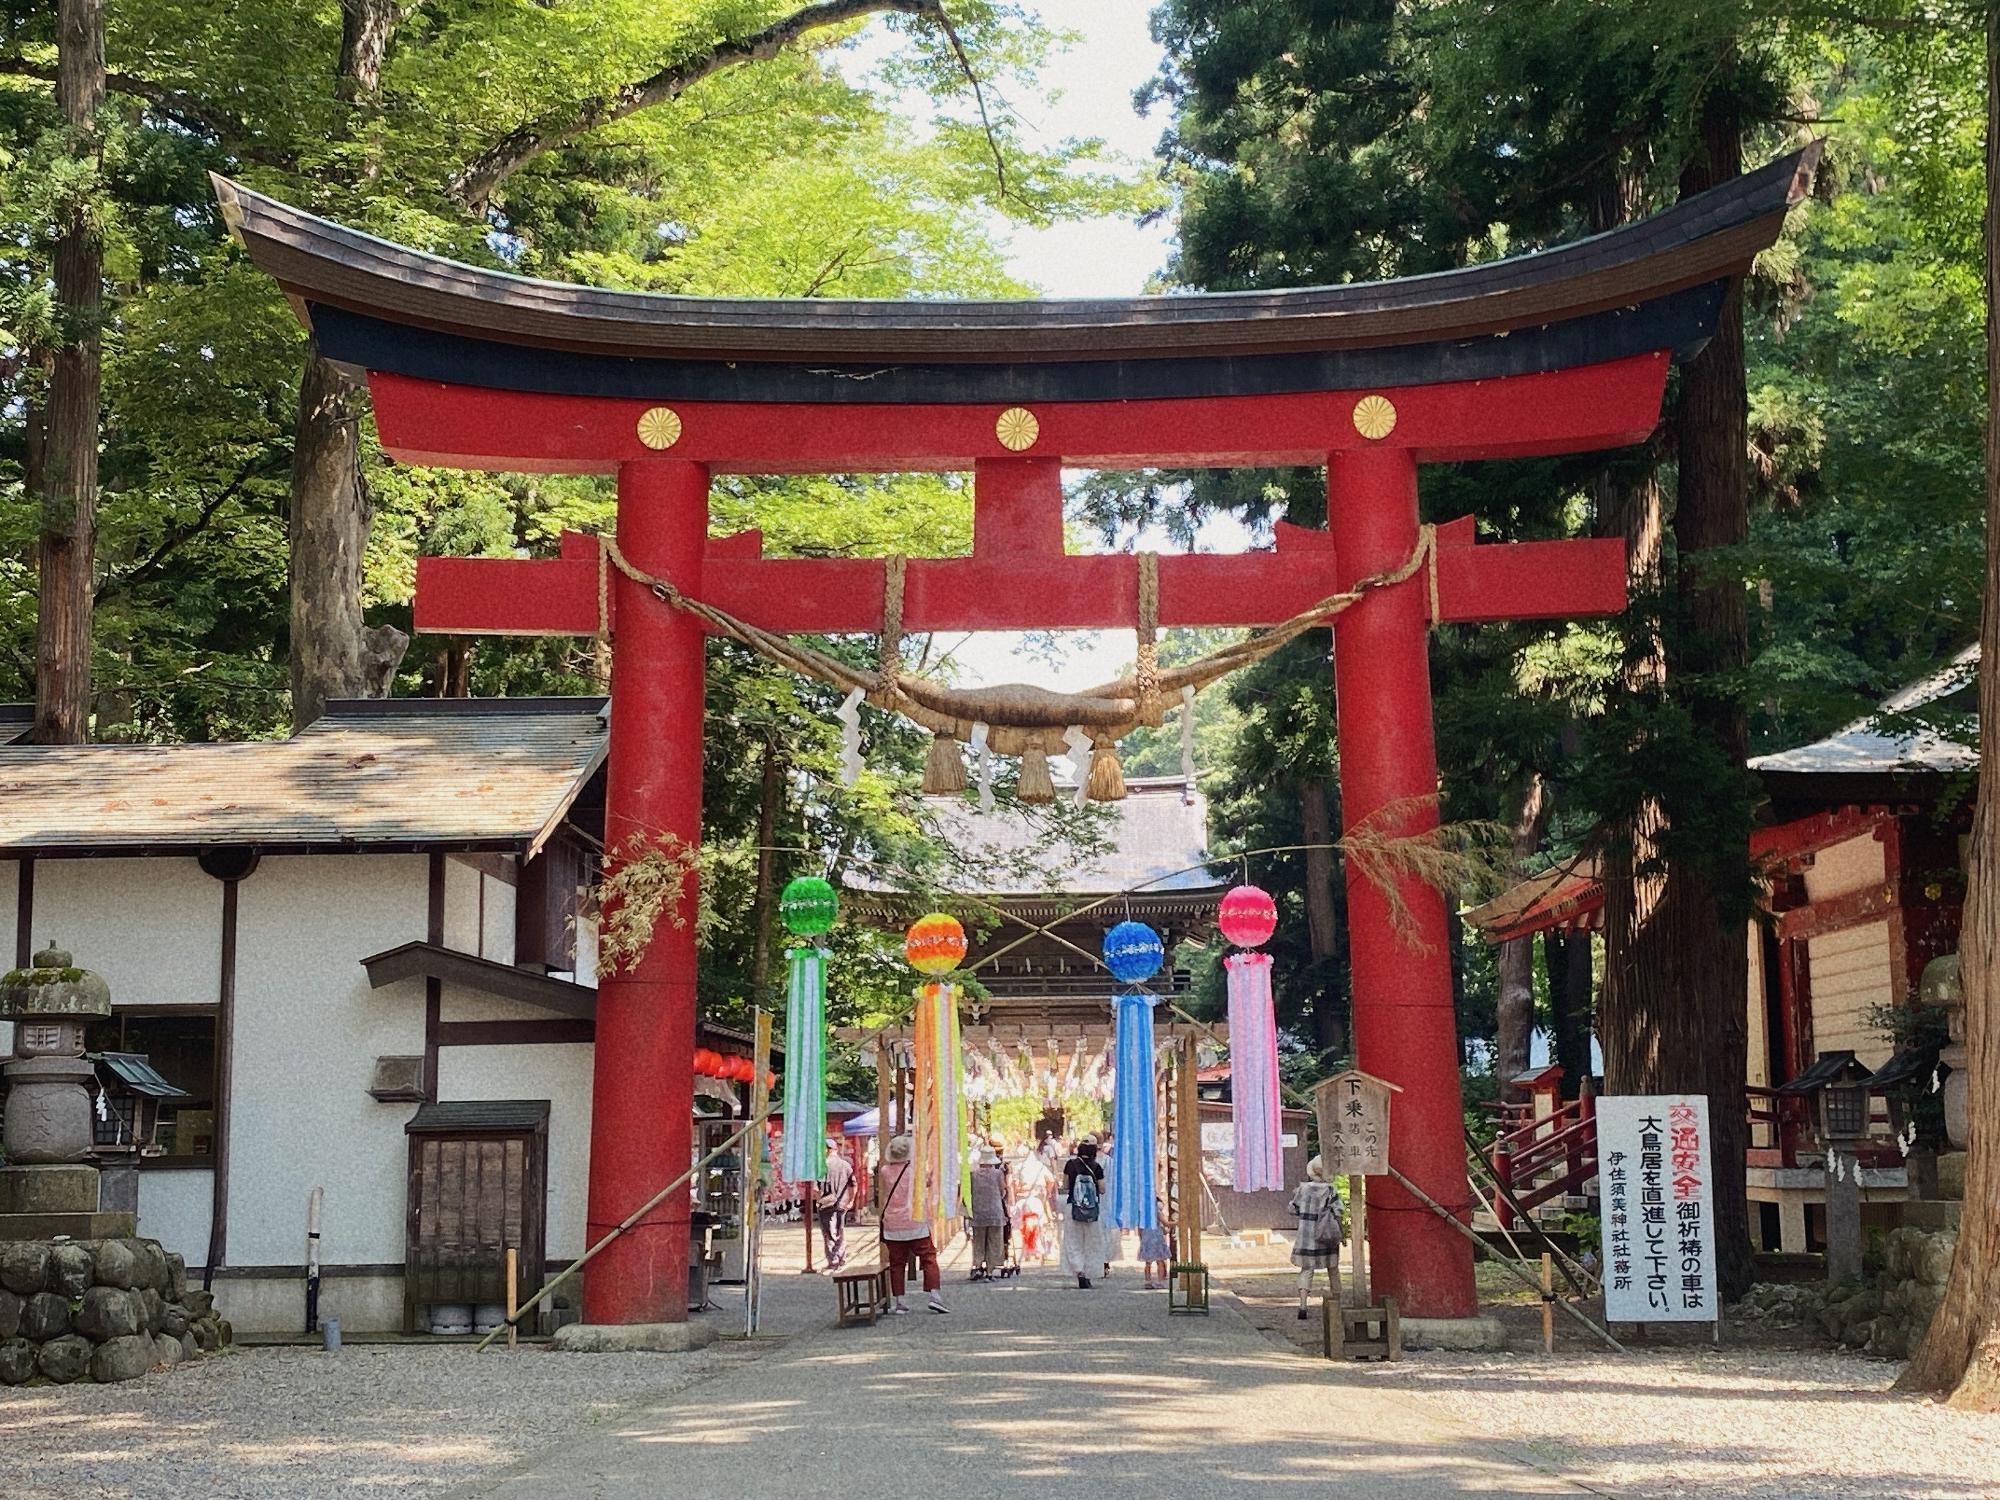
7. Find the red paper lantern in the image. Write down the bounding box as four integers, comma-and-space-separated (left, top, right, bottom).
729, 1056, 753, 1082
694, 1048, 720, 1077
1219, 884, 1278, 949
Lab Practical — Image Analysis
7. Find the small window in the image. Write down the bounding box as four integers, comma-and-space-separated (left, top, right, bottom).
82, 1010, 218, 1163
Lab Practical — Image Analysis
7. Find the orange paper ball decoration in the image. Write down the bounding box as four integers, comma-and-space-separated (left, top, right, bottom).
904, 912, 968, 975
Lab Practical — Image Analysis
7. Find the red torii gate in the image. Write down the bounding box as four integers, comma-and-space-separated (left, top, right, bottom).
218, 146, 1812, 1329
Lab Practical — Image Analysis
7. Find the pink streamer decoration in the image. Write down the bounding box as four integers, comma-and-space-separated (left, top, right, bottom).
1226, 951, 1284, 1191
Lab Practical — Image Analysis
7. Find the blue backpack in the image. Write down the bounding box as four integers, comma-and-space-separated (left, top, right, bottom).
1069, 1163, 1101, 1223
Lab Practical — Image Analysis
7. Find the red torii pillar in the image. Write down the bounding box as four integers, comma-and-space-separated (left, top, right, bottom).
395, 359, 1658, 1325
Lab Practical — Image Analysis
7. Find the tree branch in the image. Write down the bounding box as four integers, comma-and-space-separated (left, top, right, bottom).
445, 0, 965, 211
95, 459, 275, 604
0, 56, 291, 168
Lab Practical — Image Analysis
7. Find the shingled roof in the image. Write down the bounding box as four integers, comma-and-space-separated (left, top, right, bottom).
212, 145, 1817, 407
0, 698, 607, 855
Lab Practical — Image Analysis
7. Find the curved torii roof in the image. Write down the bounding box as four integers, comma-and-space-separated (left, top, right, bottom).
212, 145, 1815, 407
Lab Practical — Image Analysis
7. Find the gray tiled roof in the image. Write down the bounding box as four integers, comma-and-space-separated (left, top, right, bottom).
889, 777, 1223, 896
1750, 646, 1978, 777
0, 699, 607, 853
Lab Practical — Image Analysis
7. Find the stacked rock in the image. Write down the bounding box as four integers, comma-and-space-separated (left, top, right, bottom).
0, 1239, 226, 1384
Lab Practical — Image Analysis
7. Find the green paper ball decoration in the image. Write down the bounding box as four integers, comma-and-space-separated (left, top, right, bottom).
780, 876, 839, 936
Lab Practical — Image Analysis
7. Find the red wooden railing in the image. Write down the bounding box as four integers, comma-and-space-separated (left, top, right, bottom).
1487, 1085, 1906, 1229
1490, 1092, 1597, 1230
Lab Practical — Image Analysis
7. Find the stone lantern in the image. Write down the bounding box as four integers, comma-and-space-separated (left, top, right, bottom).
0, 941, 127, 1235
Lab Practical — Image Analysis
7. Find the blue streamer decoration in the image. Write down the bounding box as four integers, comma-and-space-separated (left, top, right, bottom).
1110, 990, 1159, 1230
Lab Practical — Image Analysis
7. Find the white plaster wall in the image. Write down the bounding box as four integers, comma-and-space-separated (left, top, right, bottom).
136, 1166, 213, 1265
1804, 833, 1887, 904
437, 985, 569, 1024
1747, 924, 1771, 1090
480, 873, 517, 965
35, 856, 221, 1004
1808, 919, 1895, 1068
434, 1043, 593, 1259
230, 854, 429, 1270
443, 857, 479, 953
218, 1273, 403, 1335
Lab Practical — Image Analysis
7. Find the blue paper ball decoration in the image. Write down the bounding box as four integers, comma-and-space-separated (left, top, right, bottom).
1103, 921, 1165, 985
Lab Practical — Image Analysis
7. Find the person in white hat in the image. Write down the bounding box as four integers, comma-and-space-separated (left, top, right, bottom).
875, 1134, 948, 1314
967, 1136, 1012, 1280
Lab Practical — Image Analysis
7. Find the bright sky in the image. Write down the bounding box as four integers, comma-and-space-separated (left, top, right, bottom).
853, 2, 1252, 691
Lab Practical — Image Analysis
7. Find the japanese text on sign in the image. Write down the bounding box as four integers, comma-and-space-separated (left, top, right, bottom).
1311, 1071, 1394, 1177
1597, 1094, 1717, 1323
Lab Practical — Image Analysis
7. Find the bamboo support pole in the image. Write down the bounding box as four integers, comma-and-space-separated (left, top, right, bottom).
475, 1113, 766, 1352
1385, 1164, 1625, 1353
1541, 1252, 1555, 1355
505, 1247, 518, 1349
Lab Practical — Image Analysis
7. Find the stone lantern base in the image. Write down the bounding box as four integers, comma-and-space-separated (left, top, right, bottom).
0, 1164, 136, 1240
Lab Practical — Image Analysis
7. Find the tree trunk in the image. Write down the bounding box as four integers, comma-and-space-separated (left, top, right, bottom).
1542, 926, 1595, 1096
1896, 5, 2000, 1409
1299, 778, 1347, 1060
288, 339, 406, 726
32, 0, 105, 746
286, 1, 408, 729
1496, 772, 1548, 1095
1601, 89, 1757, 1303
748, 738, 783, 1001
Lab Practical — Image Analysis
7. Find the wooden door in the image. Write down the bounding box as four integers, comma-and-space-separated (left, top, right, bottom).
404, 1128, 547, 1332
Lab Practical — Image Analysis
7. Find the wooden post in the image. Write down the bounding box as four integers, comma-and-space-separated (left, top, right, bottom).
1348, 1175, 1369, 1307
505, 1246, 518, 1349
873, 1042, 891, 1216
1540, 1252, 1554, 1355
1175, 1033, 1202, 1307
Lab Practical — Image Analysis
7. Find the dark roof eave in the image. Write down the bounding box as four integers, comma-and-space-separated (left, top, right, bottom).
212, 144, 1816, 370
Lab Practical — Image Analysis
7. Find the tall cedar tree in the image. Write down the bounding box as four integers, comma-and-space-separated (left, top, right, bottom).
1899, 0, 2000, 1414
1154, 0, 1789, 1295
32, 0, 104, 742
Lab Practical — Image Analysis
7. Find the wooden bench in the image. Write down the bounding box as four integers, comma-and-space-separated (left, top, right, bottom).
832, 1264, 890, 1327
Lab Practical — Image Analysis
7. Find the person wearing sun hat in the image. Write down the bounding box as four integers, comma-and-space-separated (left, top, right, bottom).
875, 1133, 948, 1314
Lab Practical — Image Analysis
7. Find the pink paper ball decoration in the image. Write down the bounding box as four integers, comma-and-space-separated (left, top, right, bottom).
1218, 884, 1278, 949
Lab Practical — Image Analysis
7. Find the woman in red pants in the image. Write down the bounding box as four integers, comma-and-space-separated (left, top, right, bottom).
876, 1134, 948, 1314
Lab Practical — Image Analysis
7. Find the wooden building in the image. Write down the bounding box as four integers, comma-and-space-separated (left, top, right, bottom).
0, 698, 760, 1333
1464, 649, 1976, 1252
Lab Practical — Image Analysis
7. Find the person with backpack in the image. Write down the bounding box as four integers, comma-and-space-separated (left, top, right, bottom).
1060, 1135, 1111, 1288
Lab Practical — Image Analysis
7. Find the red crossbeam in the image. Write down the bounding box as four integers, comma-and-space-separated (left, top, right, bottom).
372, 353, 1668, 474
414, 509, 1625, 638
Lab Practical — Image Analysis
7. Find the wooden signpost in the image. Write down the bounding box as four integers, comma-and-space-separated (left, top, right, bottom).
1312, 1069, 1402, 1360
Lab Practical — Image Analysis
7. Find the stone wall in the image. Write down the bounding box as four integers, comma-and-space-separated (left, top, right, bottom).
1740, 1226, 1958, 1359
0, 1238, 230, 1383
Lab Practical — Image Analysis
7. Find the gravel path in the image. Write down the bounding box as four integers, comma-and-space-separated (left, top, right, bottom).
1224, 1269, 2000, 1499
1344, 1348, 2000, 1499
0, 1342, 744, 1500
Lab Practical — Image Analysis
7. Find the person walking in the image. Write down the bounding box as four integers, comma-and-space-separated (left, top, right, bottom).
816, 1138, 856, 1271
876, 1134, 948, 1314
967, 1138, 1011, 1280
1061, 1136, 1110, 1289
1288, 1155, 1344, 1320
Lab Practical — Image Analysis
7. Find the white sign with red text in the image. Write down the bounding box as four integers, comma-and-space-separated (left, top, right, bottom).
1597, 1094, 1717, 1323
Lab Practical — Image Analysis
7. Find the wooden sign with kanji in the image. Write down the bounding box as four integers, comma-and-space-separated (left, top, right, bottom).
1313, 1069, 1400, 1177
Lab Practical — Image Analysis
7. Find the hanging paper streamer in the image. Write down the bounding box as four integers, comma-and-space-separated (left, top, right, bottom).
905, 913, 968, 1228
909, 978, 967, 1228
1226, 950, 1285, 1190
777, 876, 837, 1185
1110, 990, 1159, 1229
1179, 685, 1197, 798
837, 687, 865, 787
781, 945, 829, 1183
969, 720, 996, 813
1064, 724, 1093, 806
